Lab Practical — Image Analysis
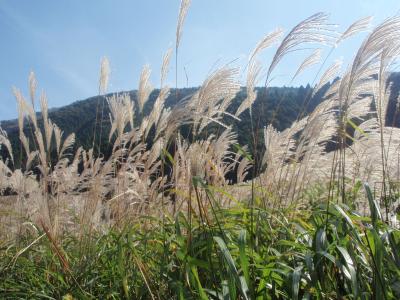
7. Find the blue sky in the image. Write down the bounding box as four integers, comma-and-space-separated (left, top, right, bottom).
1, 0, 400, 121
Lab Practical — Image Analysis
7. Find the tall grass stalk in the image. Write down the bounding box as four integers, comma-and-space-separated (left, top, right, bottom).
1, 4, 400, 299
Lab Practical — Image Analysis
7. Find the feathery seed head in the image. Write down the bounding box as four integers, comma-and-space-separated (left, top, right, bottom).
176, 0, 191, 51
99, 57, 110, 95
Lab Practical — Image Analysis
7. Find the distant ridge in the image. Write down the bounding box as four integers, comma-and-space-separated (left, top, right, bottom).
2, 75, 400, 167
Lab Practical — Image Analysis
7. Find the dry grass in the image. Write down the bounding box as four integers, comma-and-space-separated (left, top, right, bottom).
1, 6, 400, 299
0, 9, 399, 244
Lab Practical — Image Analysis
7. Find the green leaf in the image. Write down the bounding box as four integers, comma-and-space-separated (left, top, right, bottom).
337, 246, 358, 298
364, 183, 382, 228
238, 229, 250, 288
347, 118, 367, 137
388, 230, 400, 268
366, 228, 387, 300
162, 148, 175, 165
292, 266, 302, 300
315, 228, 327, 252
191, 265, 209, 300
222, 280, 230, 300
233, 143, 253, 162
334, 204, 354, 229
214, 236, 249, 300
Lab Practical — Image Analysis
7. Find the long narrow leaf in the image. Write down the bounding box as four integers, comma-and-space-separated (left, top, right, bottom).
238, 229, 250, 288
214, 236, 249, 300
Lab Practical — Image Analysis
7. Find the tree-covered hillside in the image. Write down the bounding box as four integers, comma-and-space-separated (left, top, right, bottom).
0, 84, 327, 165
2, 73, 400, 168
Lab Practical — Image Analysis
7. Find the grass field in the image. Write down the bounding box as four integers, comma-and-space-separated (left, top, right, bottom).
1, 1, 400, 298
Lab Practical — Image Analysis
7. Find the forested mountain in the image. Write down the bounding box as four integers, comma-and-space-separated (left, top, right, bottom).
1, 84, 328, 165
386, 72, 400, 128
2, 73, 400, 167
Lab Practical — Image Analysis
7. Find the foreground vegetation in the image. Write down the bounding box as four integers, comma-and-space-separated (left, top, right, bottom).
1, 0, 400, 298
1, 184, 399, 299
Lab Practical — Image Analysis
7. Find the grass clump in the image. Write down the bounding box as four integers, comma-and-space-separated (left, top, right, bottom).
1, 2, 400, 299
1, 185, 399, 299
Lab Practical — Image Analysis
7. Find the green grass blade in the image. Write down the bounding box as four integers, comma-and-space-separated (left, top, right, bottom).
334, 204, 354, 229
292, 266, 302, 300
238, 229, 250, 288
388, 231, 400, 268
364, 183, 382, 227
222, 280, 230, 300
337, 246, 358, 298
213, 236, 249, 300
191, 265, 209, 300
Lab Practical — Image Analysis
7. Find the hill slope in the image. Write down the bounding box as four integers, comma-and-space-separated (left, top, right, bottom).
1, 84, 329, 163
2, 74, 399, 166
